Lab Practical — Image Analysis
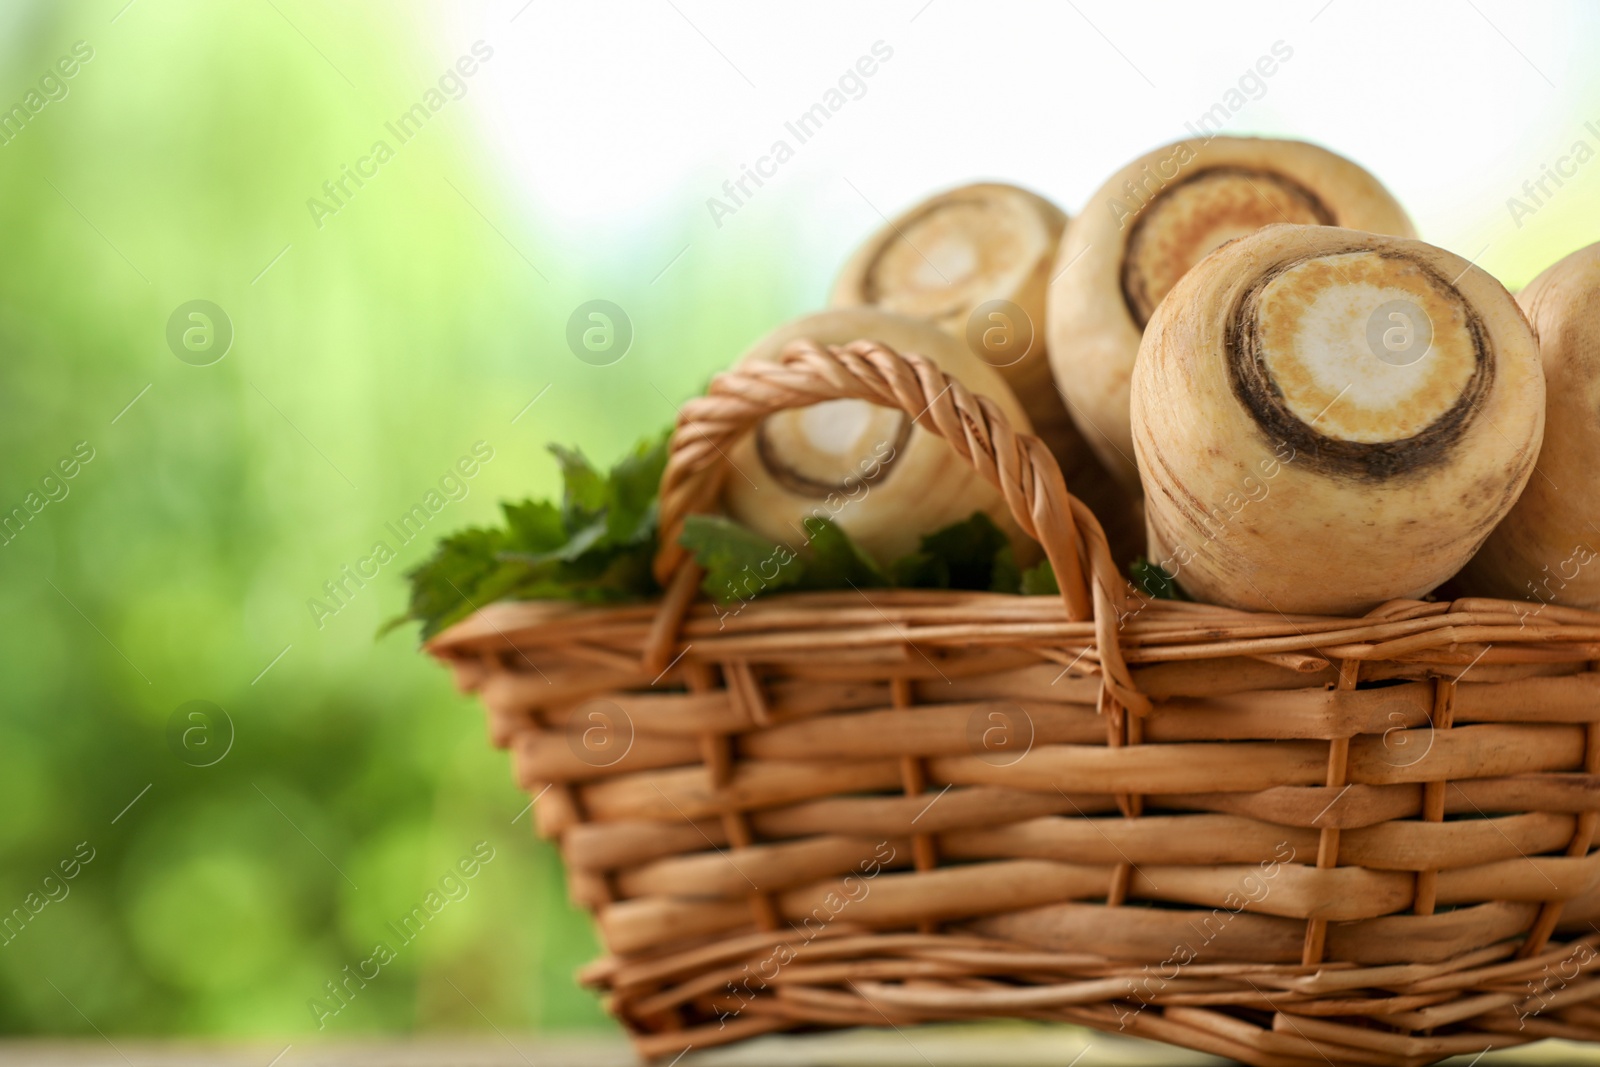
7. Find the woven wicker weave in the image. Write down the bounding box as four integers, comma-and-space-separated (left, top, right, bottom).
427, 340, 1600, 1067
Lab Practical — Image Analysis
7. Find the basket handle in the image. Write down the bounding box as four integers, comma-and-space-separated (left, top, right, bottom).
646, 338, 1142, 712
651, 338, 1138, 632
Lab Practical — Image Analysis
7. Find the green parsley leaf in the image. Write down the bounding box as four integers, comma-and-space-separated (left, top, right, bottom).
678, 514, 804, 602
1019, 558, 1059, 596
392, 433, 670, 639
1129, 557, 1187, 601
549, 444, 607, 531
501, 499, 566, 554
395, 526, 511, 639
990, 544, 1022, 594
887, 511, 1012, 591
604, 432, 670, 546
796, 516, 888, 590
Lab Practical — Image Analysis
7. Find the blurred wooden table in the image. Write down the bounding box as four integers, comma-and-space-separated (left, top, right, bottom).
3, 1026, 1598, 1065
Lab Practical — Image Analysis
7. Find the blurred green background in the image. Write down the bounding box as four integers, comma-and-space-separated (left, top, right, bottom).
1, 0, 1597, 1045
0, 0, 788, 1038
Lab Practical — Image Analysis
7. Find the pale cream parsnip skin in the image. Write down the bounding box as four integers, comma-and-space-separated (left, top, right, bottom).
832, 182, 1143, 562
1131, 225, 1544, 615
1050, 136, 1415, 490
722, 308, 1034, 563
1460, 242, 1600, 607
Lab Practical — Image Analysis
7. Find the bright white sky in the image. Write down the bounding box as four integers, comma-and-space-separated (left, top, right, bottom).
438, 0, 1599, 288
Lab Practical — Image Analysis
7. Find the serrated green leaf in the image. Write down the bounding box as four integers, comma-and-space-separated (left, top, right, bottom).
393, 434, 670, 640
401, 525, 510, 638
885, 511, 1010, 592
397, 431, 1092, 641
679, 514, 804, 603
605, 430, 670, 546
549, 444, 607, 532
508, 549, 654, 606
501, 515, 608, 565
797, 516, 887, 590
501, 499, 566, 553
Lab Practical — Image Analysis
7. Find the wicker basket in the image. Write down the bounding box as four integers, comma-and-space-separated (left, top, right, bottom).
427, 340, 1600, 1067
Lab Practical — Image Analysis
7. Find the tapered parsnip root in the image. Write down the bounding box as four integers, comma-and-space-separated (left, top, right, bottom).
1132, 225, 1544, 615
721, 308, 1034, 562
831, 183, 1144, 563
1049, 136, 1415, 488
1461, 242, 1600, 607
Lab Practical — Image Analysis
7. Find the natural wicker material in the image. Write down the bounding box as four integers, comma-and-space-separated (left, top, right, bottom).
427, 341, 1600, 1067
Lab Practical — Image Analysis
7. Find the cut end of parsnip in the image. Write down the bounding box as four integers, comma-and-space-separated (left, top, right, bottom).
755, 398, 911, 496
721, 307, 1037, 563
857, 194, 1047, 324
1050, 136, 1416, 491
830, 183, 1148, 564
1238, 250, 1486, 466
1122, 168, 1331, 326
1131, 225, 1543, 616
833, 182, 1066, 395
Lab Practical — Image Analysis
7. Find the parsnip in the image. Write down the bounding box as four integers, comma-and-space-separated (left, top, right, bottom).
832, 183, 1065, 438
1050, 136, 1415, 489
1460, 242, 1600, 607
1132, 225, 1543, 615
722, 308, 1034, 562
832, 182, 1143, 563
